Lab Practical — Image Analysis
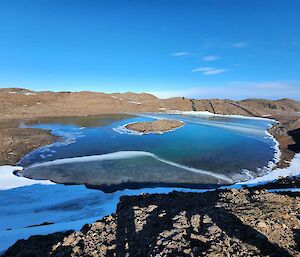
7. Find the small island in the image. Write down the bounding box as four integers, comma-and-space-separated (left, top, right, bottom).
125, 119, 184, 134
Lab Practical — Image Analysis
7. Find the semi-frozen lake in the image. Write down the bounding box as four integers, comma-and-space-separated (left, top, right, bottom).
20, 113, 278, 190
0, 112, 279, 252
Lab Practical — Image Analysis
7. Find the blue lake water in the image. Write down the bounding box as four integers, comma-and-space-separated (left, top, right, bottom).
20, 113, 277, 191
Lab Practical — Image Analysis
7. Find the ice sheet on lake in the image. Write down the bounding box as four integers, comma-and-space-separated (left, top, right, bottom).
23, 151, 233, 185
169, 110, 277, 122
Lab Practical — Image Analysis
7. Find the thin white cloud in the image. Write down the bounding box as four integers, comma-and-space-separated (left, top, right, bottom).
232, 41, 248, 48
202, 55, 220, 61
192, 67, 227, 75
204, 69, 227, 75
171, 52, 189, 56
149, 81, 300, 100
192, 67, 212, 72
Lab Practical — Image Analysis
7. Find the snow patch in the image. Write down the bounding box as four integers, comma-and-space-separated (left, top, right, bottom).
267, 188, 300, 193
128, 100, 142, 105
169, 110, 277, 122
0, 166, 54, 190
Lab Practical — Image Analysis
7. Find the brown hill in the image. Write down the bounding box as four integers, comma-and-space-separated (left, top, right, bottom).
0, 88, 299, 166
110, 92, 158, 102
0, 88, 299, 120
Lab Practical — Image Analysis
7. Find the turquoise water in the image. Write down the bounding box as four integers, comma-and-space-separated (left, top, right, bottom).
20, 113, 277, 191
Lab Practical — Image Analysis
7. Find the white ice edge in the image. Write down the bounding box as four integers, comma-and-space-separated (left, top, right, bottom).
233, 153, 300, 187
26, 151, 232, 183
267, 188, 300, 193
18, 123, 86, 164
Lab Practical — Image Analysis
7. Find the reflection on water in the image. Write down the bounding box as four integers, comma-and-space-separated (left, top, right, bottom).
25, 114, 133, 128
20, 113, 277, 191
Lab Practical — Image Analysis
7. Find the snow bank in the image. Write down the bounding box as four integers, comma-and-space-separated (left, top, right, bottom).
234, 153, 300, 187
0, 166, 53, 190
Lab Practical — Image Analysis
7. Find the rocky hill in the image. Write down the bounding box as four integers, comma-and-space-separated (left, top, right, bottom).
0, 88, 299, 119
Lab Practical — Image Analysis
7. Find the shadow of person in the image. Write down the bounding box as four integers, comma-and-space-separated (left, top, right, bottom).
3, 231, 73, 257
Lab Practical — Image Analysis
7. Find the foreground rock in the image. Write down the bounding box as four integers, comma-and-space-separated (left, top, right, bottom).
4, 189, 299, 257
125, 119, 184, 134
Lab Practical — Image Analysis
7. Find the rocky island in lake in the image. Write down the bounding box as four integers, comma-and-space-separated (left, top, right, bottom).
125, 119, 184, 134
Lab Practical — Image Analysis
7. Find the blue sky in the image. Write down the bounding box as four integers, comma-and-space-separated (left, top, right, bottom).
0, 0, 299, 99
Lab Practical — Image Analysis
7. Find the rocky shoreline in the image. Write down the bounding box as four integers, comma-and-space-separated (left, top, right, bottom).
0, 118, 59, 166
125, 119, 184, 134
268, 115, 300, 168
